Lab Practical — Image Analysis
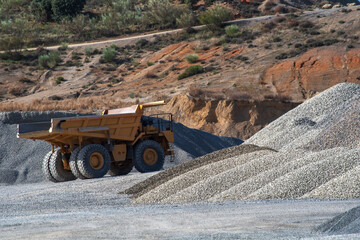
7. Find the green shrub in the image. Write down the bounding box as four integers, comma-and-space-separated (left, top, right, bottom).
38, 54, 50, 68
85, 47, 93, 57
178, 65, 204, 80
102, 47, 117, 63
55, 76, 64, 85
38, 50, 61, 68
199, 5, 233, 31
58, 43, 68, 51
176, 11, 196, 28
129, 91, 135, 98
185, 54, 199, 63
143, 0, 184, 29
225, 24, 239, 38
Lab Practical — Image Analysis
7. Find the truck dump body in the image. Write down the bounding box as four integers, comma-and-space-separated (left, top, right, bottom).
18, 105, 143, 146
17, 101, 174, 182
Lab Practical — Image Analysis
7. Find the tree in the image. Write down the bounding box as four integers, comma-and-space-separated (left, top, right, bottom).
51, 0, 87, 22
30, 0, 53, 22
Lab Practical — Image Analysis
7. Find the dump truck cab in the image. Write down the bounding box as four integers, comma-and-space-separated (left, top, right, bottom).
17, 101, 174, 183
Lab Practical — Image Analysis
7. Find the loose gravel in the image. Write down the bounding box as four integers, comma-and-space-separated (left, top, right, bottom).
130, 83, 360, 204
133, 150, 272, 204
316, 204, 360, 235
125, 144, 272, 196
209, 148, 340, 202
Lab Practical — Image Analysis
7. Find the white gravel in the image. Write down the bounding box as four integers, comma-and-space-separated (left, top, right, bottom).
131, 83, 360, 204
134, 150, 272, 204
209, 148, 341, 202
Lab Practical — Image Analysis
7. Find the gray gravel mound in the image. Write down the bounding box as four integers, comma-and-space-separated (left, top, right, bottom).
133, 150, 272, 204
316, 205, 360, 234
209, 148, 339, 202
0, 111, 242, 185
303, 165, 360, 199
124, 144, 271, 196
129, 83, 360, 204
246, 148, 360, 200
246, 83, 360, 151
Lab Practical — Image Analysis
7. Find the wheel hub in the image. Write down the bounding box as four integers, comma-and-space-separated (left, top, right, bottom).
89, 152, 104, 170
143, 148, 158, 166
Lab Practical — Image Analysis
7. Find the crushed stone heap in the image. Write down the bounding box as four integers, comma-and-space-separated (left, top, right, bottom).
129, 83, 360, 204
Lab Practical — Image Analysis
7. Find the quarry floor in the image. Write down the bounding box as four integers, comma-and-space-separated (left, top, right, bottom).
0, 172, 359, 240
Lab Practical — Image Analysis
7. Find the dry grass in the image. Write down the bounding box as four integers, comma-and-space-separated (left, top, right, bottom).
0, 96, 128, 113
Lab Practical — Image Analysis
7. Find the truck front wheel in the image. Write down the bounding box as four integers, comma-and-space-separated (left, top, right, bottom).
77, 144, 111, 179
133, 140, 165, 173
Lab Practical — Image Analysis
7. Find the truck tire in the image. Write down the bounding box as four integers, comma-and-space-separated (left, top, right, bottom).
49, 149, 77, 182
69, 147, 88, 180
108, 160, 133, 176
77, 144, 111, 179
133, 140, 165, 173
42, 150, 58, 183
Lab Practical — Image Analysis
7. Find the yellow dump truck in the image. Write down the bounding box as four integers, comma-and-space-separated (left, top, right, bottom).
17, 101, 174, 183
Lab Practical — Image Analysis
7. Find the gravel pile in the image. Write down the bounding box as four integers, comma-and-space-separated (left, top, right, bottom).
130, 83, 360, 204
0, 111, 242, 185
246, 83, 360, 151
133, 150, 272, 204
316, 205, 360, 234
124, 144, 272, 196
209, 148, 339, 202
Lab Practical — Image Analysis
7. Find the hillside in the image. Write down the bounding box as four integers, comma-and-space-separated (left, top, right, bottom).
1, 3, 360, 139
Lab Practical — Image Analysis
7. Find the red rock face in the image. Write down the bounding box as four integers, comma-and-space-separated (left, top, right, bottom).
263, 47, 360, 101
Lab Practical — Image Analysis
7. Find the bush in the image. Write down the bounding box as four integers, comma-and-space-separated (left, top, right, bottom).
58, 43, 68, 51
287, 18, 299, 28
9, 87, 25, 96
185, 54, 199, 63
225, 24, 239, 38
199, 5, 233, 31
30, 0, 86, 22
178, 65, 204, 80
30, 0, 52, 22
176, 11, 196, 28
102, 47, 117, 63
51, 0, 86, 22
262, 21, 277, 32
299, 21, 314, 29
85, 47, 93, 57
55, 76, 64, 85
38, 50, 61, 68
143, 0, 184, 29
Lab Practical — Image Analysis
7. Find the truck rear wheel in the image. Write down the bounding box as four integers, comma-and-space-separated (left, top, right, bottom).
49, 149, 77, 182
133, 140, 165, 173
77, 144, 111, 179
69, 147, 87, 180
42, 150, 58, 183
108, 160, 133, 176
